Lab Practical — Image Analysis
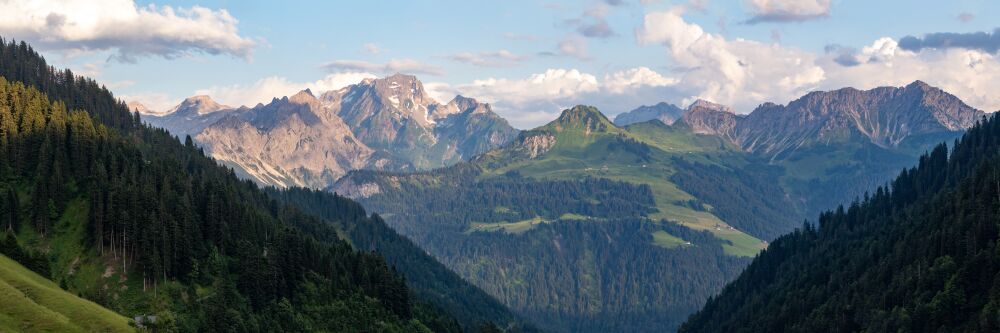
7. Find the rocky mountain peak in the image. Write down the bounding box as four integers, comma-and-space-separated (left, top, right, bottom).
549, 105, 616, 133
170, 95, 230, 116
680, 100, 739, 139
127, 101, 153, 114
289, 89, 318, 105
687, 99, 734, 114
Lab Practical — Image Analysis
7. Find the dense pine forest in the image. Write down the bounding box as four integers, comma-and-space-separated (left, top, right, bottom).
267, 187, 533, 331
680, 112, 1000, 332
0, 38, 519, 332
343, 165, 752, 332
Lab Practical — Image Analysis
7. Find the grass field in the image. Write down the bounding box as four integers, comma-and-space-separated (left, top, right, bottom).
468, 214, 598, 234
0, 254, 133, 332
482, 120, 767, 256
651, 230, 689, 248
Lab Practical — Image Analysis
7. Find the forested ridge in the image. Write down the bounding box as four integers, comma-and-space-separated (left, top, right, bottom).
267, 187, 535, 331
680, 112, 1000, 332
0, 37, 512, 332
343, 165, 751, 332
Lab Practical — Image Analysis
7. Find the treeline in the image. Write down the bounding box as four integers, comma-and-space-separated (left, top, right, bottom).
423, 217, 748, 333
0, 38, 138, 132
269, 187, 534, 331
350, 166, 656, 236
0, 38, 465, 332
680, 114, 1000, 332
348, 167, 749, 332
669, 157, 803, 240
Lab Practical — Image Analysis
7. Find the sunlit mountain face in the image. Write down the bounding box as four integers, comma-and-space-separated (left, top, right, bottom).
2, 1, 998, 332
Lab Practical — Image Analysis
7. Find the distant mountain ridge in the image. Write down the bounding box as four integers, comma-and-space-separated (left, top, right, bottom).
145, 74, 519, 189
614, 102, 686, 126
678, 81, 984, 159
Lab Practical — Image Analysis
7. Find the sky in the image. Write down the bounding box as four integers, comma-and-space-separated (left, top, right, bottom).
0, 0, 998, 129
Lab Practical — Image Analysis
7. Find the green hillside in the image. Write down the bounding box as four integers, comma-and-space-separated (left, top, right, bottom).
0, 38, 526, 332
0, 253, 132, 332
339, 106, 798, 331
480, 106, 785, 255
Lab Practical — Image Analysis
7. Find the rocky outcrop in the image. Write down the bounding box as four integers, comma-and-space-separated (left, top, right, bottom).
680, 100, 741, 142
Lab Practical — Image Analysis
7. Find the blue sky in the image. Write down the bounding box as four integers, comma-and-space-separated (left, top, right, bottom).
2, 0, 999, 128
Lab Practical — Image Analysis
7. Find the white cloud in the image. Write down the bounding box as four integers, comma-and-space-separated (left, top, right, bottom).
457, 69, 599, 105
636, 9, 824, 111
434, 67, 681, 128
448, 50, 527, 67
321, 59, 445, 76
0, 0, 255, 62
632, 8, 1000, 115
821, 38, 1000, 112
121, 91, 175, 114
744, 0, 830, 24
362, 43, 380, 55
603, 67, 678, 94
192, 72, 377, 108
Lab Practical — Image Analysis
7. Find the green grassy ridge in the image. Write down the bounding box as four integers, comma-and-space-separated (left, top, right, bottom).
483, 117, 766, 256
0, 253, 132, 332
467, 214, 597, 234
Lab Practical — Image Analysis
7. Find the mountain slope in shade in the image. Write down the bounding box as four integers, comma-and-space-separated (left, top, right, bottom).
333, 81, 985, 332
680, 113, 1000, 332
614, 102, 686, 126
334, 105, 798, 332
678, 81, 983, 217
679, 81, 984, 159
0, 38, 530, 332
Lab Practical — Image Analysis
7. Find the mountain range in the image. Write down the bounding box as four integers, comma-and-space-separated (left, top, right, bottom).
329, 80, 983, 332
0, 38, 533, 332
145, 74, 519, 189
141, 70, 985, 332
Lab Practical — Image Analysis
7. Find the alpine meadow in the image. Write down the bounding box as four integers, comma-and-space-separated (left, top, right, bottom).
1, 1, 999, 332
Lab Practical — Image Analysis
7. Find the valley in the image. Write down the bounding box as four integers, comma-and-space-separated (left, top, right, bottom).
0, 1, 994, 331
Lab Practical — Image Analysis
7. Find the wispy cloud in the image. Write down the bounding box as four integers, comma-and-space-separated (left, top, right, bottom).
321, 59, 446, 76
899, 28, 1000, 54
448, 50, 527, 67
744, 0, 831, 24
957, 12, 975, 23
362, 43, 381, 55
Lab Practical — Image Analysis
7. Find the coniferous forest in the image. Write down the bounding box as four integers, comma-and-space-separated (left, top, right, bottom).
680, 113, 1000, 332
0, 38, 522, 332
1, 3, 996, 330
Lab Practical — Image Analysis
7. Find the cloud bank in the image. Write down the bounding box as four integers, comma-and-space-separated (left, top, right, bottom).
0, 0, 256, 62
